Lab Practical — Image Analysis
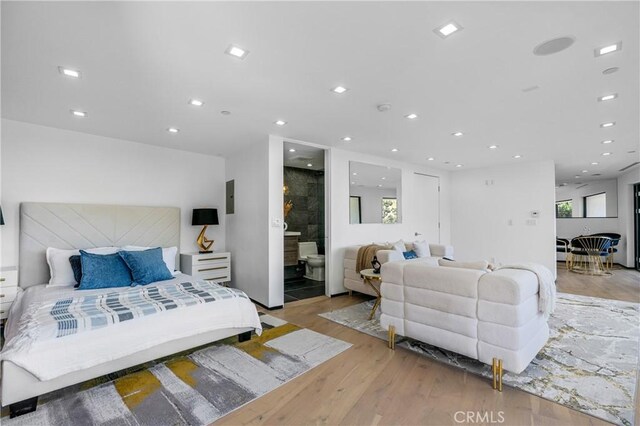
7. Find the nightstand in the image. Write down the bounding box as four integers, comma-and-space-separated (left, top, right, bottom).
180, 252, 231, 285
1, 267, 19, 322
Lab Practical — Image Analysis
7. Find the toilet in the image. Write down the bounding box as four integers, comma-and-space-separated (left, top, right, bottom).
298, 241, 325, 281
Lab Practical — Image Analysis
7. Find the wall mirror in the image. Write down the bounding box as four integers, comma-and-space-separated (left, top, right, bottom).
555, 178, 618, 218
349, 161, 402, 224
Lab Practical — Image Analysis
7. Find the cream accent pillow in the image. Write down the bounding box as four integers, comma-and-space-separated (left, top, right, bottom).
438, 259, 489, 272
391, 240, 406, 253
46, 246, 119, 287
413, 240, 431, 258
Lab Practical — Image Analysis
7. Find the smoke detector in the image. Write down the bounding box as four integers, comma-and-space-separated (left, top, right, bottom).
377, 104, 392, 112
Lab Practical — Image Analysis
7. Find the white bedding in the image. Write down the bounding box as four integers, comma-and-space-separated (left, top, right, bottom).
1, 274, 262, 381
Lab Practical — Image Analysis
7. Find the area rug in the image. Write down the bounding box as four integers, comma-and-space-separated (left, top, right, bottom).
319, 293, 639, 426
2, 314, 351, 426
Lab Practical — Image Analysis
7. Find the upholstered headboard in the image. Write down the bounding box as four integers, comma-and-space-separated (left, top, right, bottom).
19, 202, 180, 288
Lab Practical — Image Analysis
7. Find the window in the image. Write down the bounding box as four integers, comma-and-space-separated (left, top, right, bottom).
382, 198, 398, 224
349, 196, 361, 224
555, 200, 573, 218
584, 193, 606, 217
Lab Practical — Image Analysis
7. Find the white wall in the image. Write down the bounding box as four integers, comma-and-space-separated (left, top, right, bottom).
0, 119, 226, 269
555, 178, 618, 217
328, 148, 452, 295
224, 138, 272, 307
350, 186, 397, 224
450, 160, 557, 275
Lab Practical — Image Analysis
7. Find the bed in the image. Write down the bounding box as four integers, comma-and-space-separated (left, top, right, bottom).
0, 202, 262, 417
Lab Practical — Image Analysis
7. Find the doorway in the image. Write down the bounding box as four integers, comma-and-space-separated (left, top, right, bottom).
413, 173, 440, 242
634, 183, 640, 271
282, 142, 327, 302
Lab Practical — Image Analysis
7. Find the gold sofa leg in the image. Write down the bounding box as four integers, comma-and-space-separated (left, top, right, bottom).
388, 325, 396, 350
492, 358, 503, 391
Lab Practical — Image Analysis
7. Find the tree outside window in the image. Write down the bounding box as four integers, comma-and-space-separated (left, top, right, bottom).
382, 198, 398, 224
555, 200, 572, 218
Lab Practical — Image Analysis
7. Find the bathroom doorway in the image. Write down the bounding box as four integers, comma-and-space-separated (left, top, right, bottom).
283, 142, 327, 302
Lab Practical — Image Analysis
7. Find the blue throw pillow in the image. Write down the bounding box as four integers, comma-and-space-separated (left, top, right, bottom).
79, 250, 132, 290
403, 250, 418, 260
69, 255, 82, 287
118, 247, 173, 286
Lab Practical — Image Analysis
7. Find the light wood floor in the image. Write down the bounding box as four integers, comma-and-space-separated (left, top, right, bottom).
217, 264, 640, 426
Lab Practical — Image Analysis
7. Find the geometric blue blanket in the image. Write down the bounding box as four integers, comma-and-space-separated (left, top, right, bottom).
49, 280, 248, 338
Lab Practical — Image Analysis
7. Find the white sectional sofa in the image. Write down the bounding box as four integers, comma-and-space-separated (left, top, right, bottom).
343, 242, 454, 296
380, 261, 549, 374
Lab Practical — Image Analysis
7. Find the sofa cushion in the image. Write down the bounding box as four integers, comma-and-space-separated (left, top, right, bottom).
402, 263, 484, 298
438, 259, 489, 271
405, 287, 477, 319
478, 269, 539, 305
344, 246, 360, 260
477, 296, 539, 327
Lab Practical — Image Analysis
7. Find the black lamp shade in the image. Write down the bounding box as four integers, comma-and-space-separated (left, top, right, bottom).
0, 206, 4, 226
192, 208, 219, 226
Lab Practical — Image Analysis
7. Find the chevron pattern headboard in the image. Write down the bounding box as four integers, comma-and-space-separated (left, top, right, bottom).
19, 202, 180, 288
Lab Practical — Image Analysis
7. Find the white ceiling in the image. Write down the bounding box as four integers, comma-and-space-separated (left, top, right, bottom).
2, 2, 638, 184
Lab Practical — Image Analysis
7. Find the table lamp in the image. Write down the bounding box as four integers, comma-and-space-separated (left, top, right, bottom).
192, 208, 218, 253
0, 205, 4, 225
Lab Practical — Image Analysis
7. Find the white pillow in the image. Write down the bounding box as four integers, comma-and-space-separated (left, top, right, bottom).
46, 246, 118, 287
413, 240, 431, 258
121, 246, 178, 273
391, 240, 406, 253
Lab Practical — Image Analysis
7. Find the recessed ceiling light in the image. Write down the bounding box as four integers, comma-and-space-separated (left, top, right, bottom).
351, 181, 355, 185
274, 120, 287, 126
427, 157, 435, 161
381, 177, 386, 180
58, 67, 80, 78
595, 42, 622, 57
377, 184, 383, 188
488, 145, 498, 149
434, 21, 463, 38
405, 114, 418, 120
342, 136, 352, 142
288, 148, 296, 152
602, 152, 612, 156
71, 110, 86, 117
452, 131, 464, 137
513, 155, 522, 159
391, 148, 399, 152
307, 163, 313, 167
574, 175, 581, 178
600, 122, 615, 128
225, 44, 249, 59
189, 99, 204, 107
167, 127, 179, 133
591, 162, 599, 165
582, 170, 588, 173
455, 164, 463, 168
602, 140, 614, 144
598, 94, 618, 102
332, 86, 348, 94
352, 172, 357, 176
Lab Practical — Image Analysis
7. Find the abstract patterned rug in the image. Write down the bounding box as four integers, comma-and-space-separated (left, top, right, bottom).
2, 314, 351, 426
319, 293, 639, 426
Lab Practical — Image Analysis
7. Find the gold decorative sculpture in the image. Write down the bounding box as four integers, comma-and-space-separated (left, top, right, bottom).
284, 200, 293, 219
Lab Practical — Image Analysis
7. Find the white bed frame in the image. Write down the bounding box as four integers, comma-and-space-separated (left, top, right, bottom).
1, 202, 253, 417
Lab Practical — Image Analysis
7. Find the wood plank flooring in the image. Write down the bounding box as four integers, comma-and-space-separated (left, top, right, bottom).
217, 264, 639, 426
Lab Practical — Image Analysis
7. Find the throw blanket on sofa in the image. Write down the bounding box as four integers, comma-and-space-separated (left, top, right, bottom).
497, 263, 556, 318
356, 244, 390, 272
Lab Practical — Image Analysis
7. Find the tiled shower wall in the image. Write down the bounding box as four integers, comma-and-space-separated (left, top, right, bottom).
283, 166, 325, 254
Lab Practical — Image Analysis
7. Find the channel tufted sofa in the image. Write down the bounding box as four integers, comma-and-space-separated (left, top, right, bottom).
343, 242, 454, 296
380, 261, 550, 374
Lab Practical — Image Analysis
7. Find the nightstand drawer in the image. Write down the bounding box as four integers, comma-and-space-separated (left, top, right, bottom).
191, 253, 230, 263
0, 268, 18, 288
0, 286, 18, 303
1, 301, 13, 320
181, 252, 232, 283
